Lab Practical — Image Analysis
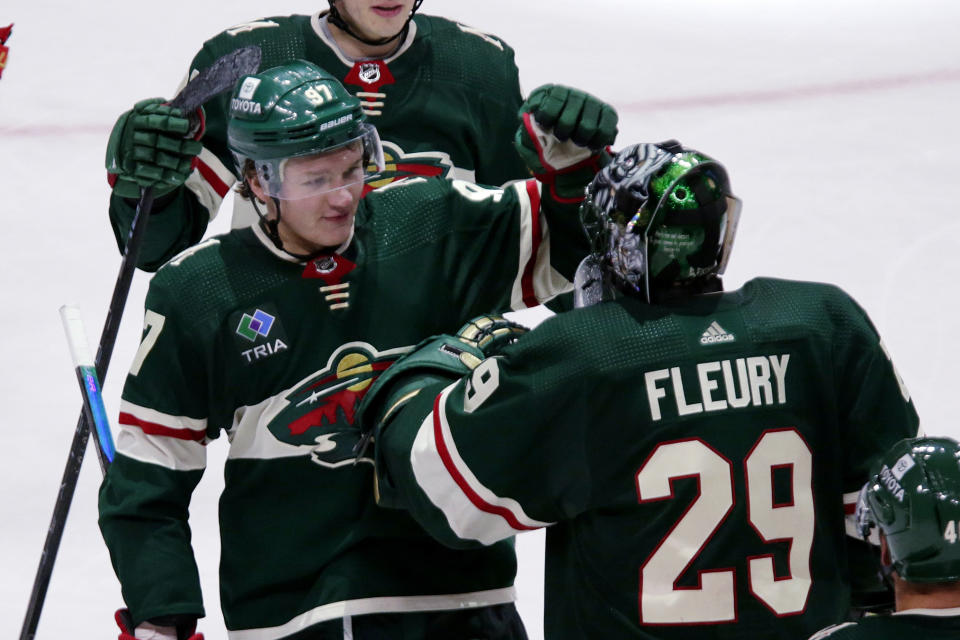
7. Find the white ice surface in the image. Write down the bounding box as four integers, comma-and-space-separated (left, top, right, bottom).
2, 1, 959, 638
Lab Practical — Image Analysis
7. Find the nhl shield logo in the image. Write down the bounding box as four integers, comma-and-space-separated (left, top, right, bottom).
359, 62, 381, 84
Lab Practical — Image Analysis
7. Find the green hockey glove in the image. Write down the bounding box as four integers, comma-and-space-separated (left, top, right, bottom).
355, 315, 528, 456
105, 98, 204, 199
515, 84, 618, 202
454, 314, 529, 356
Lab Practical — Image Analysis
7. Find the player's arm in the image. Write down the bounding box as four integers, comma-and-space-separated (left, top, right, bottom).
431, 85, 617, 313
472, 40, 528, 186
105, 42, 241, 271
837, 294, 920, 493
98, 276, 211, 628
105, 94, 209, 271
515, 84, 618, 279
358, 316, 592, 549
835, 290, 921, 614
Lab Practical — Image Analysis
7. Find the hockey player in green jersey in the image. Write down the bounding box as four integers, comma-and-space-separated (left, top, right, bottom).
809, 436, 960, 640
356, 141, 923, 639
98, 60, 617, 639
105, 0, 530, 271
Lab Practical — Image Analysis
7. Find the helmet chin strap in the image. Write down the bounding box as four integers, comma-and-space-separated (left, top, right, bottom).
247, 184, 337, 261
327, 0, 424, 47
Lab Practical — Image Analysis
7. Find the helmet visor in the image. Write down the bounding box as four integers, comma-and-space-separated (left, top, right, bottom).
254, 123, 386, 200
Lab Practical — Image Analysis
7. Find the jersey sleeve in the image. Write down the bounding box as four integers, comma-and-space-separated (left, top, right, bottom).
834, 292, 920, 519
375, 322, 594, 548
107, 29, 252, 271
108, 188, 215, 272
98, 274, 212, 624
469, 42, 527, 186
428, 177, 589, 315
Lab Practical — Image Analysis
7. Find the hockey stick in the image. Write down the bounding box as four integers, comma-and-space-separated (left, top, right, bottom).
18, 45, 261, 640
60, 305, 116, 468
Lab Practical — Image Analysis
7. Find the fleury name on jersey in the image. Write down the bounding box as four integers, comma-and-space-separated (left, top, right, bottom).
645, 354, 789, 421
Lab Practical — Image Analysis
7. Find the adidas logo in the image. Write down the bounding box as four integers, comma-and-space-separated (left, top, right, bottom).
700, 321, 735, 345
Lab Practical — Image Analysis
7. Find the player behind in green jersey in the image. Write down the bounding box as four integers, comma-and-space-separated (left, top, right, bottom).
355, 141, 923, 639
809, 437, 960, 639
105, 0, 532, 271
98, 60, 617, 640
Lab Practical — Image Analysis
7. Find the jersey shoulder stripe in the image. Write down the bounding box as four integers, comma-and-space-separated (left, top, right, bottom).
808, 621, 858, 639
115, 401, 207, 470
410, 383, 554, 545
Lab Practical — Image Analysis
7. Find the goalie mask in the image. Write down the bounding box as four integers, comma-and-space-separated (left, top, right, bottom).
858, 436, 960, 583
227, 60, 385, 201
579, 141, 740, 303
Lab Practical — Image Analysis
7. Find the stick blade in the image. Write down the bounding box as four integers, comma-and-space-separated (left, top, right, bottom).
170, 44, 262, 113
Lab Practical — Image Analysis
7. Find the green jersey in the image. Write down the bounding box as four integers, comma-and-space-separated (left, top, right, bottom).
375, 278, 921, 639
809, 609, 960, 639
108, 11, 528, 270
99, 177, 581, 637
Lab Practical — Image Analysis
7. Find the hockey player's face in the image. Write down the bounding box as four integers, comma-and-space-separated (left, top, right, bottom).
264, 146, 364, 252
336, 0, 417, 40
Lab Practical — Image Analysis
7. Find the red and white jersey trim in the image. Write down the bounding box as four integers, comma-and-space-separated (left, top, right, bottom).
843, 489, 881, 544
410, 384, 554, 545
184, 147, 235, 221
116, 400, 207, 470
509, 179, 573, 310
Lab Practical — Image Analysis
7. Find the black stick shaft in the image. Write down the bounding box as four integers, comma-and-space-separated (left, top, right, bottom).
19, 45, 262, 640
19, 187, 155, 640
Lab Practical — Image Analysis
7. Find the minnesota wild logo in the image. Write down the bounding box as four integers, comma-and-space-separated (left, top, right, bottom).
364, 141, 454, 193
267, 342, 409, 467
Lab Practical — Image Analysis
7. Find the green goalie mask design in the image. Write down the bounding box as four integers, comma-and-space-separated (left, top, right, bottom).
858, 436, 960, 582
579, 141, 741, 301
227, 60, 385, 200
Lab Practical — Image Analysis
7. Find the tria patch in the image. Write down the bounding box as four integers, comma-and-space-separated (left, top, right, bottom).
236, 309, 275, 341
229, 304, 289, 364
240, 339, 289, 364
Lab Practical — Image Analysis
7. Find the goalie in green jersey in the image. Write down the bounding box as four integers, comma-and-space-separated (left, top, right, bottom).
105, 0, 533, 271
356, 141, 923, 639
809, 437, 960, 639
99, 61, 617, 639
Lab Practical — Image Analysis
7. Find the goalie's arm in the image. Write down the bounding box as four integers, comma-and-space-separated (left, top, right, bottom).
361, 319, 594, 549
